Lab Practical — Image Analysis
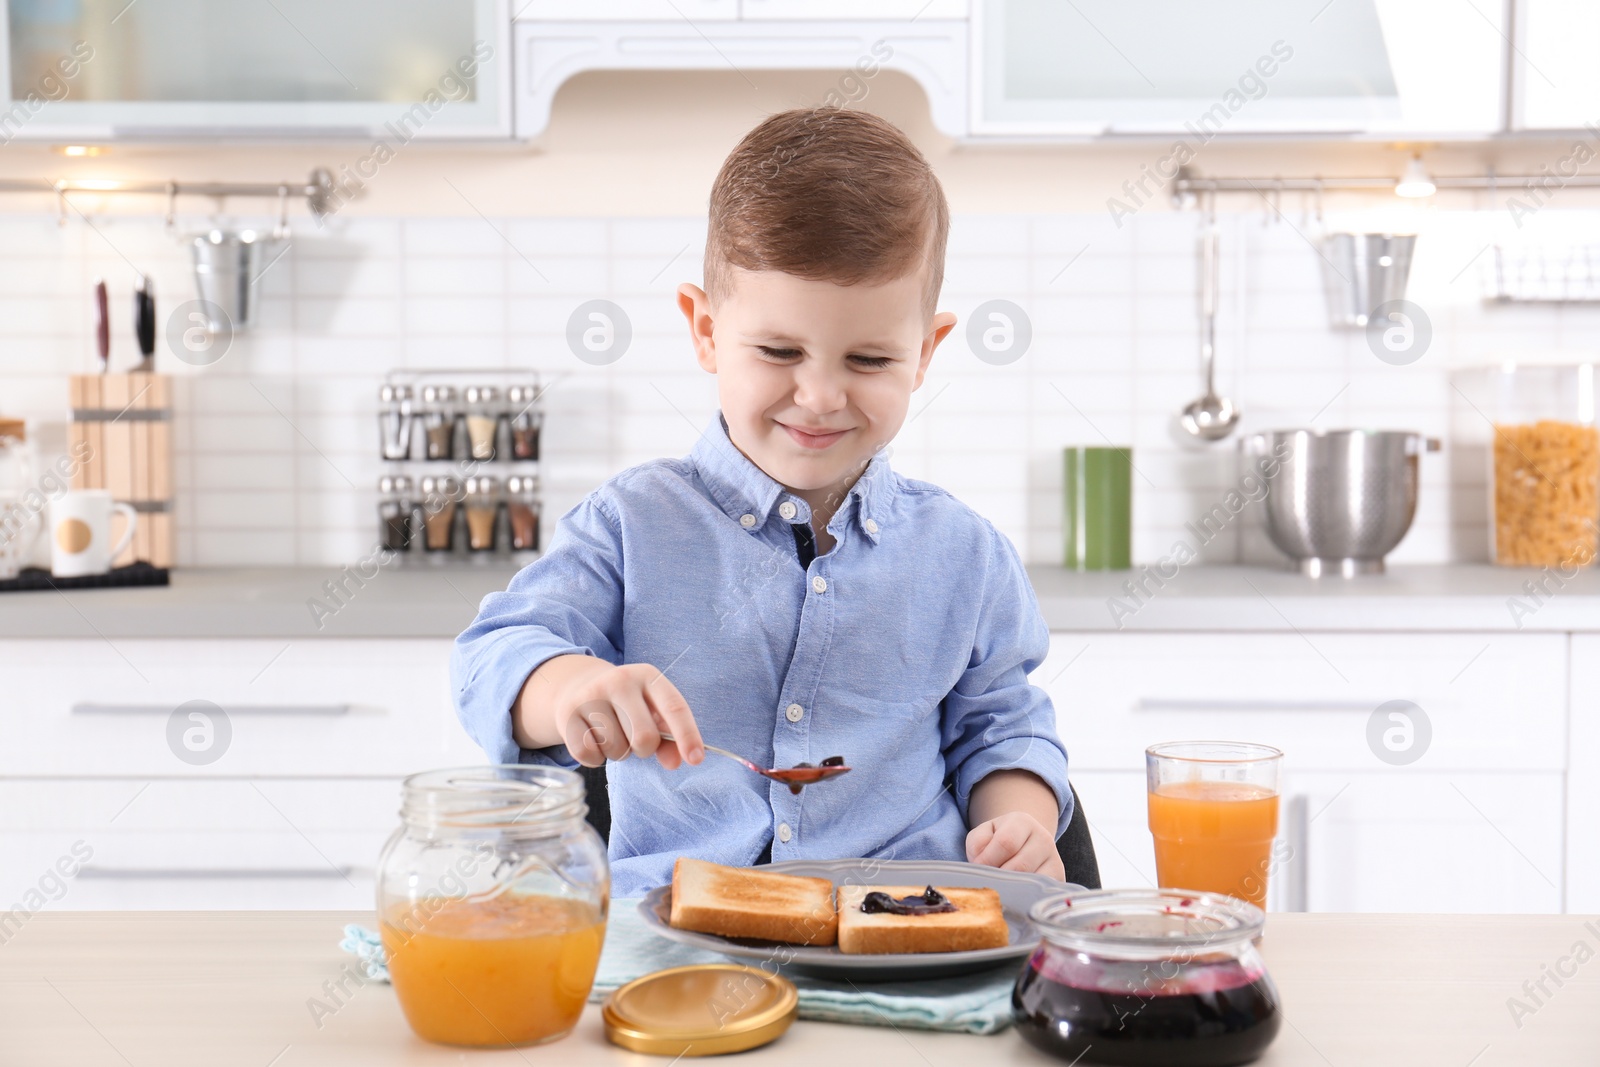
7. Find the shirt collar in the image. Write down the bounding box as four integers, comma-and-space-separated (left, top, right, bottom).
690, 411, 888, 544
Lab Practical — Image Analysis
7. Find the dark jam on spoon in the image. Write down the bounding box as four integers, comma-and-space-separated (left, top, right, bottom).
779, 755, 849, 794
860, 886, 957, 915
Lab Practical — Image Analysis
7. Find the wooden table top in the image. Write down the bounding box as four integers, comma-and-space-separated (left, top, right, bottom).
0, 911, 1595, 1065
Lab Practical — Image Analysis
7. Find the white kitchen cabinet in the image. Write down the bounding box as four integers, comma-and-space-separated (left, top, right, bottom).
1069, 767, 1566, 914
2, 0, 513, 140
1514, 0, 1600, 129
0, 779, 395, 910
0, 638, 482, 910
511, 18, 969, 138
971, 0, 1505, 137
515, 0, 737, 19
1569, 635, 1600, 912
0, 639, 481, 777
1045, 632, 1570, 913
740, 0, 969, 18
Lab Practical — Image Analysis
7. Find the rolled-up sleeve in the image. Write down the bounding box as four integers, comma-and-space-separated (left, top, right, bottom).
450, 494, 626, 766
939, 524, 1073, 838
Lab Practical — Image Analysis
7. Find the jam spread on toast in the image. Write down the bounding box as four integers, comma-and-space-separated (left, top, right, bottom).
860, 885, 958, 915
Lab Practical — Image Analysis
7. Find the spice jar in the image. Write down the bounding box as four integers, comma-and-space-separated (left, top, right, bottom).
378, 475, 415, 553
1014, 889, 1280, 1066
507, 384, 543, 462
378, 384, 415, 461
376, 765, 609, 1048
419, 475, 462, 553
464, 385, 500, 462
506, 475, 541, 553
1474, 363, 1599, 568
464, 475, 500, 553
421, 385, 460, 462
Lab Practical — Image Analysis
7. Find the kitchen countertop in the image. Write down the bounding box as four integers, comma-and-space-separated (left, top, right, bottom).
0, 563, 1596, 639
2, 910, 1594, 1065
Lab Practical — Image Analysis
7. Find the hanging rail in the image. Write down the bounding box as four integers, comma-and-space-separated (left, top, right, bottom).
0, 167, 338, 225
1171, 166, 1600, 203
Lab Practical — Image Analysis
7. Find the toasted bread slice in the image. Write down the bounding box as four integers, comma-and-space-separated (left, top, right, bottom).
836, 885, 1009, 955
669, 857, 838, 946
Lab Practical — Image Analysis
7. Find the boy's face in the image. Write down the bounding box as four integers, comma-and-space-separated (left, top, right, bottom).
678, 267, 957, 512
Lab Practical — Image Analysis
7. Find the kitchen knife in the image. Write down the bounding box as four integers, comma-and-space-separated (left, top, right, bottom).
94, 279, 109, 373
134, 275, 155, 373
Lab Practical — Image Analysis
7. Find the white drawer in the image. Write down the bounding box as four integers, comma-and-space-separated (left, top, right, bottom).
1041, 632, 1567, 772
0, 639, 486, 776
1068, 768, 1565, 914
0, 779, 400, 911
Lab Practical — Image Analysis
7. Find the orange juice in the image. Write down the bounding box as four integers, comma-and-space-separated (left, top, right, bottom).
1147, 781, 1280, 907
380, 893, 605, 1047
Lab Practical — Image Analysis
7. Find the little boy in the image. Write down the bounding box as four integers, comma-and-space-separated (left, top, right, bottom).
452, 107, 1072, 898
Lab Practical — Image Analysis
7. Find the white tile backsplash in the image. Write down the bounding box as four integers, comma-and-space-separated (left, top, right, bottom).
2, 208, 1595, 568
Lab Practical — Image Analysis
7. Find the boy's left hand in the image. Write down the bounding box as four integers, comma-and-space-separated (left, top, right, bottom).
966, 811, 1065, 882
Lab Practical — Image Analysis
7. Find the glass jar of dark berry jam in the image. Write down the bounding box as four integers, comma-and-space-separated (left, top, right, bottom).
1012, 888, 1280, 1067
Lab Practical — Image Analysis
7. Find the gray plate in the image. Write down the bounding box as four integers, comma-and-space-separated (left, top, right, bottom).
638, 858, 1080, 981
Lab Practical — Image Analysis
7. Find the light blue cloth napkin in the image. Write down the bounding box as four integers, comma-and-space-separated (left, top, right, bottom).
341, 898, 1018, 1035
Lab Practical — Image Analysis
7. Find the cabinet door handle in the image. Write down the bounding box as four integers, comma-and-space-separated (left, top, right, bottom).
1136, 698, 1378, 714
77, 866, 355, 880
71, 703, 351, 716
1282, 793, 1310, 913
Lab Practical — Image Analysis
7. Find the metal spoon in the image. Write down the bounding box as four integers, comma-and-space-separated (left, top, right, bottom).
1180, 221, 1240, 442
659, 732, 851, 794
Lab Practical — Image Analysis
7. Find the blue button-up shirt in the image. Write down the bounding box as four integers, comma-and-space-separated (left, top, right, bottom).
451, 410, 1071, 898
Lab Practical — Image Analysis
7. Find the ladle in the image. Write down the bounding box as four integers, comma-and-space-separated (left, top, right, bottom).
1179, 220, 1240, 441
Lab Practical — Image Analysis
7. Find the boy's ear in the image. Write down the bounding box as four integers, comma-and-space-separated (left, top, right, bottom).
913, 310, 958, 389
678, 283, 717, 372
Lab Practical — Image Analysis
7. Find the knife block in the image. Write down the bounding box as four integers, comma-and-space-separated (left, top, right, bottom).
68, 374, 173, 569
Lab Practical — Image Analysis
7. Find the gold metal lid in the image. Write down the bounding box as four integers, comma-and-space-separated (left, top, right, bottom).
602, 964, 799, 1057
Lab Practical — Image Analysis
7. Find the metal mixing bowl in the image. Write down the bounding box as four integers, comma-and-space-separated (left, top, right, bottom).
1243, 429, 1440, 577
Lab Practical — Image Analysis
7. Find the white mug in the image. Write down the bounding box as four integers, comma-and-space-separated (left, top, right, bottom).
50, 490, 137, 578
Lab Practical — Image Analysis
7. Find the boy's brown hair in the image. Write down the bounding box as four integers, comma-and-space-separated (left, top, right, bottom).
704, 107, 949, 317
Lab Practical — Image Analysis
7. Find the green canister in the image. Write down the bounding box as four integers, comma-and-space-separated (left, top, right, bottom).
1064, 447, 1132, 570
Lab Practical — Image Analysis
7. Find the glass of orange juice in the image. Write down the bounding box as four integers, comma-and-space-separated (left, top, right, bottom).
1145, 741, 1282, 908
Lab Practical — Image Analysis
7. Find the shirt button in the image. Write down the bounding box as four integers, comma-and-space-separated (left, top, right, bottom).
778, 501, 797, 520
811, 576, 827, 594
777, 822, 792, 843
739, 513, 756, 528
785, 703, 804, 722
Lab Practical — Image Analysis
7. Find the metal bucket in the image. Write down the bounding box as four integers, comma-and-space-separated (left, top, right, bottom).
1318, 233, 1416, 329
190, 229, 277, 333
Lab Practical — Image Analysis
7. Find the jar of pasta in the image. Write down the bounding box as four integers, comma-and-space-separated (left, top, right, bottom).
376, 766, 610, 1047
1479, 363, 1599, 568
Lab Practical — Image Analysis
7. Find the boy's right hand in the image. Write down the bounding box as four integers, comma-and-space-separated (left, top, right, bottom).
556, 661, 705, 770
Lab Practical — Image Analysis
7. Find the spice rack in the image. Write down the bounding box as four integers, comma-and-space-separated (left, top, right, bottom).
68, 373, 174, 569
377, 370, 543, 564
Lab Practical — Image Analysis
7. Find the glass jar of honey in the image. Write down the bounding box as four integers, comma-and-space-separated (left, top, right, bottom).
376, 766, 610, 1048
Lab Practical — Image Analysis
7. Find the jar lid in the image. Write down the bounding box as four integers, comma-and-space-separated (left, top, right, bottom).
602, 964, 798, 1057
422, 384, 456, 403
1030, 888, 1265, 957
464, 475, 498, 495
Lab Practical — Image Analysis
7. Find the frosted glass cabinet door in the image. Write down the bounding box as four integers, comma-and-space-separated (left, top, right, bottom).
2, 0, 511, 139
1516, 0, 1600, 129
971, 0, 1504, 136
